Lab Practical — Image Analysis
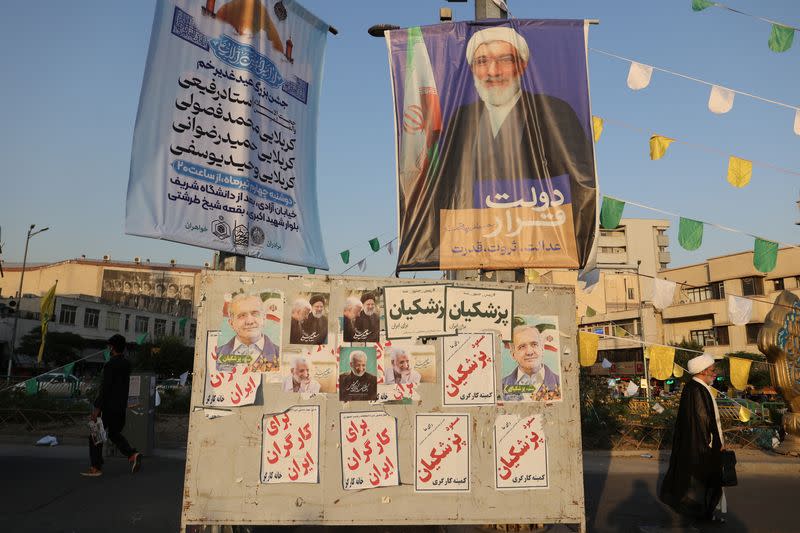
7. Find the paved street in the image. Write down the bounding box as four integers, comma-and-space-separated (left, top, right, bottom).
2, 445, 798, 533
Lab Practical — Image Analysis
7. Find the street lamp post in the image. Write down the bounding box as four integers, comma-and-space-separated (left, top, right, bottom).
6, 224, 49, 382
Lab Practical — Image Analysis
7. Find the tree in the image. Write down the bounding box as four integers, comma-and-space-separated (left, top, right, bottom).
18, 327, 86, 366
130, 336, 194, 378
671, 339, 704, 382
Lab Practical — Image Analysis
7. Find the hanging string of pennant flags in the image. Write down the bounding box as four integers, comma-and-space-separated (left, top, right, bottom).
690, 0, 798, 53
590, 48, 800, 135
305, 231, 395, 274
591, 115, 800, 188
339, 237, 398, 275
578, 330, 773, 422
600, 194, 798, 274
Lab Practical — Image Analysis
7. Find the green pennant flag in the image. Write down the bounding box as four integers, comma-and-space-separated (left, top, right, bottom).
340, 250, 350, 264
678, 217, 703, 251
136, 332, 149, 345
25, 378, 38, 396
368, 238, 380, 252
103, 348, 111, 362
586, 306, 597, 317
63, 362, 75, 378
307, 267, 316, 274
178, 317, 189, 329
753, 238, 778, 273
769, 24, 794, 53
599, 197, 625, 229
691, 0, 715, 11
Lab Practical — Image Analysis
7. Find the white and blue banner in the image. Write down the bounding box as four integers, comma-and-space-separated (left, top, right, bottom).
127, 0, 330, 269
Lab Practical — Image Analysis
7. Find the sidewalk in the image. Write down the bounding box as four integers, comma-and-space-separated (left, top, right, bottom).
583, 448, 800, 474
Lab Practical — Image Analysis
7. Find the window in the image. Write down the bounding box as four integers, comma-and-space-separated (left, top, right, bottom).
599, 246, 625, 254
659, 262, 669, 270
741, 277, 764, 297
690, 329, 718, 346
627, 288, 635, 300
106, 312, 121, 331
685, 286, 712, 303
171, 321, 176, 335
657, 228, 667, 236
713, 326, 729, 345
154, 319, 166, 338
179, 320, 186, 337
773, 278, 785, 292
134, 316, 149, 334
125, 314, 131, 331
84, 308, 100, 329
746, 323, 763, 344
59, 305, 77, 325
189, 323, 197, 340
710, 281, 725, 300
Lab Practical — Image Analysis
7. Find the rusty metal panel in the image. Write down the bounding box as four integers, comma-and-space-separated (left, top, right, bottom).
181, 272, 584, 529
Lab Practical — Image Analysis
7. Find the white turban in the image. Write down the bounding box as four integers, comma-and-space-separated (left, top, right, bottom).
687, 353, 715, 375
466, 27, 530, 65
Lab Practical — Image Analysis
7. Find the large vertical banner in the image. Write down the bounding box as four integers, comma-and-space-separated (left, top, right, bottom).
127, 0, 330, 269
386, 21, 597, 271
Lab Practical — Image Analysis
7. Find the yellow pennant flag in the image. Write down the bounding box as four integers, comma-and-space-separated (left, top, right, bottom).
727, 156, 752, 188
647, 345, 676, 380
738, 405, 751, 423
649, 135, 674, 160
728, 357, 752, 391
673, 363, 684, 378
592, 116, 604, 142
578, 331, 600, 367
38, 281, 58, 363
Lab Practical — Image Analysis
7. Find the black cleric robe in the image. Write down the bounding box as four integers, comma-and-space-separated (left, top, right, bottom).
659, 379, 723, 520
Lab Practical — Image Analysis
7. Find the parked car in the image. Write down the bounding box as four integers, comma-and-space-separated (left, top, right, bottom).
156, 378, 186, 393
16, 373, 89, 397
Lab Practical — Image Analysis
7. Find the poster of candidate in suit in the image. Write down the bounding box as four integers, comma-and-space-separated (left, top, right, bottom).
500, 315, 562, 402
216, 290, 283, 374
386, 21, 597, 271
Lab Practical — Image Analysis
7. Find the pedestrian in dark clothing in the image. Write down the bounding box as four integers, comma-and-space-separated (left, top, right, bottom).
82, 334, 142, 477
659, 353, 727, 524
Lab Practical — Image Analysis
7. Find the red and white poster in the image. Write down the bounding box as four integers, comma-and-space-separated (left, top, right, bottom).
260, 406, 320, 484
442, 332, 496, 406
415, 413, 470, 492
203, 331, 261, 407
494, 414, 548, 489
340, 411, 399, 490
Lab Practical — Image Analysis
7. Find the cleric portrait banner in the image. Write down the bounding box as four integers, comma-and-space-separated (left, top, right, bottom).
127, 0, 330, 269
386, 20, 598, 271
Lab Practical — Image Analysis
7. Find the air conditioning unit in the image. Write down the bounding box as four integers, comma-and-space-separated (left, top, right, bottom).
134, 257, 141, 264
103, 255, 111, 262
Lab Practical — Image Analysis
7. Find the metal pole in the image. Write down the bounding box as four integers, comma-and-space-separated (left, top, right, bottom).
636, 260, 651, 401
6, 227, 32, 382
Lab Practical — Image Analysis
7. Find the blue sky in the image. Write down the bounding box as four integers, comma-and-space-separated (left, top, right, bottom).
0, 0, 797, 277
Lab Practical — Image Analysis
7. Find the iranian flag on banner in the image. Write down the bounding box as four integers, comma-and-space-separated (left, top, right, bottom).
393, 26, 441, 212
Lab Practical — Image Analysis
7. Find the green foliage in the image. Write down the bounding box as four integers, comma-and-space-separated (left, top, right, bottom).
130, 336, 194, 378
580, 372, 624, 449
671, 339, 704, 383
18, 327, 86, 366
157, 387, 191, 414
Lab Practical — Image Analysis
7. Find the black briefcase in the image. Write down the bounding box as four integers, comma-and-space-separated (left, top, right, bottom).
720, 449, 738, 487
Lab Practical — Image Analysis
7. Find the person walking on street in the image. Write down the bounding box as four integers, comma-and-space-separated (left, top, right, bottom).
82, 334, 142, 477
659, 353, 727, 524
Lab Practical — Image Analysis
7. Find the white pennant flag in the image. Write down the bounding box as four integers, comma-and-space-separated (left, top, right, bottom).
708, 85, 735, 114
624, 380, 639, 397
627, 62, 653, 90
179, 371, 189, 386
651, 278, 676, 310
578, 268, 600, 294
727, 295, 753, 326
601, 358, 613, 369
387, 240, 394, 256
794, 109, 800, 136
357, 259, 366, 272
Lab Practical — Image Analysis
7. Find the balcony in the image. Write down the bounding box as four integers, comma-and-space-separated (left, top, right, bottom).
659, 251, 671, 264
598, 235, 627, 248
662, 298, 726, 320
657, 234, 669, 247
597, 252, 628, 265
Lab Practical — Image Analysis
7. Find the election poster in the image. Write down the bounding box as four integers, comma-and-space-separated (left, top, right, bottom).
261, 405, 320, 484
203, 330, 261, 407
386, 21, 598, 271
280, 344, 337, 394
341, 289, 382, 343
101, 268, 195, 316
373, 338, 436, 404
445, 286, 513, 340
383, 284, 448, 339
286, 290, 330, 345
338, 347, 378, 402
415, 414, 470, 492
127, 0, 331, 269
340, 412, 399, 490
500, 315, 562, 402
494, 414, 548, 489
442, 332, 496, 406
215, 290, 283, 374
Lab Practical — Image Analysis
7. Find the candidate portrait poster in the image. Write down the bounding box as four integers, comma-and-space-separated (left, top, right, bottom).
386, 20, 598, 271
127, 0, 330, 270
